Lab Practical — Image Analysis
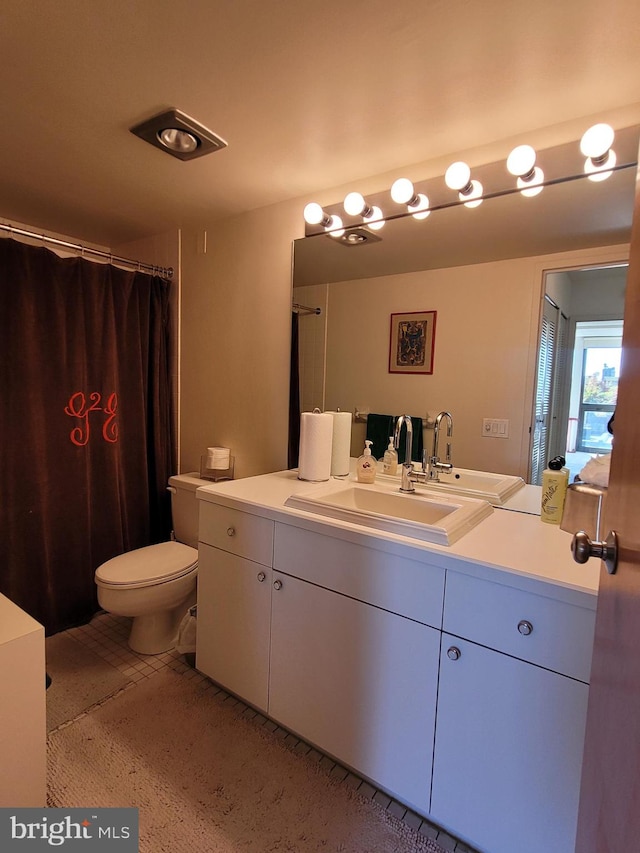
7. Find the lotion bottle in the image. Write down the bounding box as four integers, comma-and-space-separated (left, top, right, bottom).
357, 440, 377, 484
382, 436, 398, 476
541, 456, 569, 524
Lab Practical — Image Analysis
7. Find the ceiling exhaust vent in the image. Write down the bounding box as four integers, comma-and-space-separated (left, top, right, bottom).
335, 227, 383, 246
130, 108, 227, 161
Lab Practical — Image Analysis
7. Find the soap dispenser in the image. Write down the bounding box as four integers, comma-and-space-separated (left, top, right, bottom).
357, 440, 377, 484
382, 436, 398, 476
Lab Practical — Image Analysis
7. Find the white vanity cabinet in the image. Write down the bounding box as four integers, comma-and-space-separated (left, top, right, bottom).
430, 571, 594, 853
270, 523, 444, 813
195, 475, 598, 853
196, 503, 274, 712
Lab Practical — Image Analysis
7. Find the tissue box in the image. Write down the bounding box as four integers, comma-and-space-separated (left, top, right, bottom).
560, 482, 607, 539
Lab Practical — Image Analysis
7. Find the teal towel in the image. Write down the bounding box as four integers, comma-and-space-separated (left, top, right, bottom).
366, 414, 424, 463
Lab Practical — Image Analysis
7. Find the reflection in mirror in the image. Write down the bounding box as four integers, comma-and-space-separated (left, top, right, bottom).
292, 128, 638, 498
532, 269, 625, 486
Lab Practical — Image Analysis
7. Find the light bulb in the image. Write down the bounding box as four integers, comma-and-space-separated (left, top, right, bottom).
303, 202, 325, 225
517, 166, 545, 197
585, 149, 617, 182
580, 123, 615, 160
462, 180, 483, 208
363, 206, 385, 230
445, 161, 471, 191
390, 178, 416, 205
507, 145, 536, 178
343, 192, 366, 216
408, 193, 430, 220
326, 214, 345, 238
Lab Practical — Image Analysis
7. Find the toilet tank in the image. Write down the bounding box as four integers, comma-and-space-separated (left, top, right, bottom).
168, 473, 211, 549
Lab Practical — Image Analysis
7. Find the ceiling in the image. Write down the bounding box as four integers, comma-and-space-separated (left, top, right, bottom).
2, 0, 640, 248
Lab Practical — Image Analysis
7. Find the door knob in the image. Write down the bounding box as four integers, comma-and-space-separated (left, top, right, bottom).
571, 529, 619, 575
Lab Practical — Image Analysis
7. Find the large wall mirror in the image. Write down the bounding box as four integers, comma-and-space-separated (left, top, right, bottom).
292, 126, 639, 487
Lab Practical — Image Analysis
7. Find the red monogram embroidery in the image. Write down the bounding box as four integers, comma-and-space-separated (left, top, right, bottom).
65, 392, 119, 445
102, 393, 118, 443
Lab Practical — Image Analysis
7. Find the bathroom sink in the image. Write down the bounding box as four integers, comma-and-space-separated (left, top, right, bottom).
381, 466, 525, 506
285, 480, 493, 545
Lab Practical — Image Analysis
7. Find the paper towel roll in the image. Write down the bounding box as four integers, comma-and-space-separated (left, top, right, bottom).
298, 411, 333, 481
327, 411, 352, 477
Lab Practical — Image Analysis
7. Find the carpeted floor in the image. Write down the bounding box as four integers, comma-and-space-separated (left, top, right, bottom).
47, 669, 449, 853
45, 633, 132, 732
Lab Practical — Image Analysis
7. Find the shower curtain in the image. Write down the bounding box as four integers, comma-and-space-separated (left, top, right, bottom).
0, 238, 174, 634
288, 311, 300, 469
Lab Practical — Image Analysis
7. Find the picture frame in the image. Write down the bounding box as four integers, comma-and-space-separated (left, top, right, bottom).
389, 310, 437, 374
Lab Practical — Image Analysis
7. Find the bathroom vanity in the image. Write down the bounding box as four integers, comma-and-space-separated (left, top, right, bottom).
195, 467, 598, 853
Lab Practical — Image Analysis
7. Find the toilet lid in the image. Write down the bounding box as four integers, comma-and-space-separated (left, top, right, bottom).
95, 541, 198, 587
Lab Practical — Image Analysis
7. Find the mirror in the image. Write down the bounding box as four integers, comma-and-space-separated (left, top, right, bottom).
292, 127, 638, 493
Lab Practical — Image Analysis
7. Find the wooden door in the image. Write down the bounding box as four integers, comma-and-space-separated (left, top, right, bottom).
575, 165, 640, 850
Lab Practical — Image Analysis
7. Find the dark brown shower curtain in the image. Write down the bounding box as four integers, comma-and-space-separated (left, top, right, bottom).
288, 310, 300, 469
0, 238, 174, 634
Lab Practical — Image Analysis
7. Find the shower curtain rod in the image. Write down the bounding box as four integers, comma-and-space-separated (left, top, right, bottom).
0, 222, 174, 279
292, 302, 321, 315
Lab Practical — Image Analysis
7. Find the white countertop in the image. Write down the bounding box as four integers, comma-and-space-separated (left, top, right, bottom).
0, 593, 43, 647
196, 467, 600, 609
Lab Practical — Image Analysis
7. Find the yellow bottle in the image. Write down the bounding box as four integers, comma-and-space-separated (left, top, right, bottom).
541, 456, 569, 524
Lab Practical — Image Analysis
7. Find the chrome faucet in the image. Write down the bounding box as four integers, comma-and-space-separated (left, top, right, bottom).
428, 411, 454, 481
394, 415, 415, 493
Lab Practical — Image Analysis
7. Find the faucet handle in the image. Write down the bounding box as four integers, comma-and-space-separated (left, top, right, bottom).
421, 449, 428, 472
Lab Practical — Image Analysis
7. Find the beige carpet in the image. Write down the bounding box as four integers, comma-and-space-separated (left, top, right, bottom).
45, 633, 131, 732
47, 669, 446, 852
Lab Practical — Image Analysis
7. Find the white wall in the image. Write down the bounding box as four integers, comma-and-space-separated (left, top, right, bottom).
295, 283, 329, 413
569, 270, 627, 316
179, 204, 301, 478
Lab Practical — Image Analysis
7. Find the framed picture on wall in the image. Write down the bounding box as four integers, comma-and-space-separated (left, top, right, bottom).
389, 310, 437, 374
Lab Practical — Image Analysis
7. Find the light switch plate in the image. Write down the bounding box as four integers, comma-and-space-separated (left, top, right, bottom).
482, 418, 510, 438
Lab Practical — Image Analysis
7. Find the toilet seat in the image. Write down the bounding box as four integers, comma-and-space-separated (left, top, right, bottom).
95, 541, 198, 591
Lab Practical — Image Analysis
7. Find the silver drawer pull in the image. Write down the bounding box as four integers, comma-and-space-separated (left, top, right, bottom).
226, 527, 236, 537
257, 571, 266, 582
517, 620, 533, 636
273, 579, 283, 591
447, 646, 461, 661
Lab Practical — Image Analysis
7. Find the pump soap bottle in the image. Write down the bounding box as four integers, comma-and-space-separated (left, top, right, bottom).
382, 436, 398, 476
357, 440, 377, 484
541, 455, 569, 524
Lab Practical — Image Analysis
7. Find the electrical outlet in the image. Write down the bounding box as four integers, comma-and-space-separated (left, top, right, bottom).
482, 418, 510, 438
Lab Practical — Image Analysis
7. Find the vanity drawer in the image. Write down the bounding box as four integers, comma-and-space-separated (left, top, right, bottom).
199, 503, 274, 566
443, 571, 596, 682
273, 522, 445, 628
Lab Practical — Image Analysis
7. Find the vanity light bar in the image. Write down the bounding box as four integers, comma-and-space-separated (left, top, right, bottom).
303, 122, 618, 232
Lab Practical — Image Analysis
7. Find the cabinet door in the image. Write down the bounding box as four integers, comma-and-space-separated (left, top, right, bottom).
431, 635, 589, 853
195, 543, 271, 712
270, 571, 439, 813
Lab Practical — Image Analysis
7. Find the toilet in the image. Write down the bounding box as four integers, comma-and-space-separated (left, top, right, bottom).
95, 473, 209, 655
